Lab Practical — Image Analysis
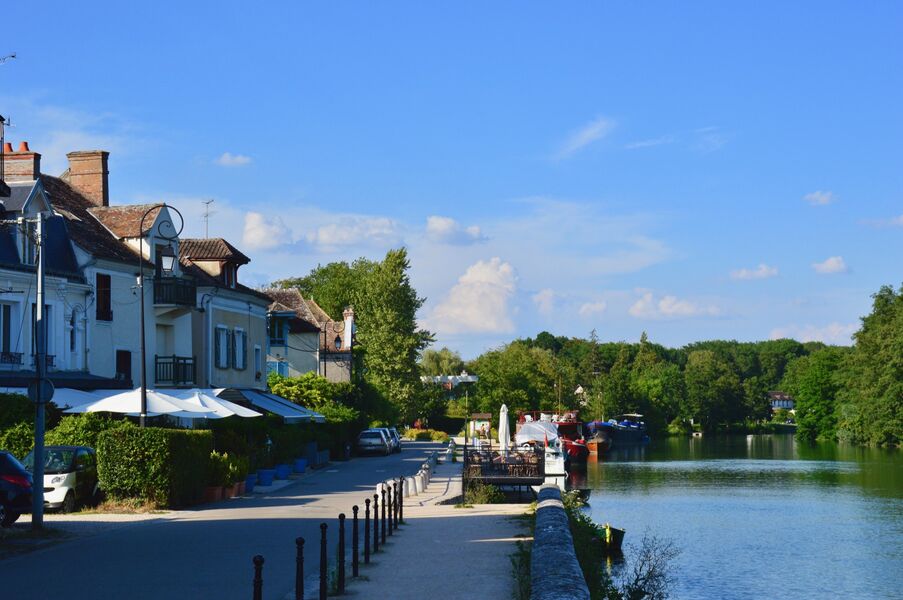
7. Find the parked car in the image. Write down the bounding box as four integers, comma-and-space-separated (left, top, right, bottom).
387, 428, 402, 453
22, 446, 100, 513
356, 429, 391, 456
374, 427, 400, 453
0, 450, 33, 527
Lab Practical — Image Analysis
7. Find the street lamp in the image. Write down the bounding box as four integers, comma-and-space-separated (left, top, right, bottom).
137, 204, 184, 427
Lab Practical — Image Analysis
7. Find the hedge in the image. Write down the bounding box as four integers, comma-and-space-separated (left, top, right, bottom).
46, 413, 133, 449
97, 427, 213, 507
0, 422, 34, 459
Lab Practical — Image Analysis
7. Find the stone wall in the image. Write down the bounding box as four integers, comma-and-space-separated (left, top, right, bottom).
530, 484, 590, 600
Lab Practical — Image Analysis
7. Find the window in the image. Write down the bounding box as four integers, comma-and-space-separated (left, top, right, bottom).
69, 312, 76, 352
268, 318, 286, 345
0, 304, 11, 354
223, 265, 237, 288
20, 221, 36, 265
214, 326, 230, 369
254, 345, 262, 379
233, 328, 247, 370
95, 273, 112, 321
334, 335, 342, 350
115, 350, 132, 381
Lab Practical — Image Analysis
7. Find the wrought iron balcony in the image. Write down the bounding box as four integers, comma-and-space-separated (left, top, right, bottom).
155, 355, 196, 386
153, 277, 196, 307
1, 351, 23, 365
30, 354, 55, 367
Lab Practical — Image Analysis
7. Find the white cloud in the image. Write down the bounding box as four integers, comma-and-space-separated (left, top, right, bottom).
428, 258, 516, 334
555, 116, 615, 160
730, 263, 778, 280
812, 256, 847, 274
305, 216, 401, 252
629, 292, 719, 320
242, 212, 291, 250
578, 301, 607, 317
890, 215, 903, 226
625, 135, 674, 150
425, 216, 487, 245
215, 152, 252, 167
804, 190, 834, 205
769, 322, 857, 345
692, 126, 727, 152
532, 289, 556, 316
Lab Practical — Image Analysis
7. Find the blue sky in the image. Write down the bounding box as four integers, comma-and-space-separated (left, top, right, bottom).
3, 2, 901, 357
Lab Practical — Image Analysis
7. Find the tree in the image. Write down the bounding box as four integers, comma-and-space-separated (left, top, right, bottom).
353, 248, 434, 423
836, 284, 903, 446
683, 350, 741, 430
469, 341, 558, 417
419, 347, 465, 376
274, 260, 374, 321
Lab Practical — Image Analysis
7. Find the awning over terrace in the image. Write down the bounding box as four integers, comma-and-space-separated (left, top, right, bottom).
217, 389, 326, 424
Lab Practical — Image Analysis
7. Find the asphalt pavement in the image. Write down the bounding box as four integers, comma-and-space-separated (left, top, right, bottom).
0, 441, 444, 600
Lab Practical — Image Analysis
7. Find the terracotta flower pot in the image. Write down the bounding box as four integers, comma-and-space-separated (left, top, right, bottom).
203, 486, 223, 504
236, 480, 246, 496
222, 484, 235, 499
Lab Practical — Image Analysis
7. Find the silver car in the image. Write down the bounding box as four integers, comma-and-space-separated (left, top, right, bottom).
356, 429, 391, 456
376, 427, 401, 453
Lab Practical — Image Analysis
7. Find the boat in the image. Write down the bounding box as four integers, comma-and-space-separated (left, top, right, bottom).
514, 417, 567, 491
517, 410, 590, 464
586, 413, 650, 449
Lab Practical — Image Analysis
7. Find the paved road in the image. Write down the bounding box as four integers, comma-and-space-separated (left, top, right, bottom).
0, 441, 443, 600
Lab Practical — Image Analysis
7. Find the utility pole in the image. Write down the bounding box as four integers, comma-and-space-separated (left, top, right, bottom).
31, 212, 47, 528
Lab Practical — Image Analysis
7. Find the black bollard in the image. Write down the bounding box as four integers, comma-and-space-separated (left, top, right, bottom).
252, 555, 264, 600
338, 513, 346, 594
387, 484, 393, 536
319, 523, 328, 600
364, 499, 371, 564
392, 480, 399, 530
380, 487, 386, 544
373, 494, 380, 553
398, 477, 404, 524
352, 505, 360, 577
295, 537, 304, 600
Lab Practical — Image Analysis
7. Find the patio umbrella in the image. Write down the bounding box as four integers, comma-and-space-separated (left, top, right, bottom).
165, 388, 262, 418
64, 388, 219, 418
498, 403, 510, 458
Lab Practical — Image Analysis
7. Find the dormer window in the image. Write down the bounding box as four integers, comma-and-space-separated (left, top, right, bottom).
223, 264, 237, 288
19, 220, 36, 265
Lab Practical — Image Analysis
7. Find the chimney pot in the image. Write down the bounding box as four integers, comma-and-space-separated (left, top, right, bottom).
18, 141, 30, 152
2, 142, 11, 153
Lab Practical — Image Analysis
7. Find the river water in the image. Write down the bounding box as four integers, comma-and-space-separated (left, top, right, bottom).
574, 435, 902, 599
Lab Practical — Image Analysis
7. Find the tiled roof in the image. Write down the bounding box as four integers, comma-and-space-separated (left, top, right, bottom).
180, 238, 250, 264
178, 255, 271, 302
88, 204, 164, 238
261, 288, 351, 351
40, 175, 150, 267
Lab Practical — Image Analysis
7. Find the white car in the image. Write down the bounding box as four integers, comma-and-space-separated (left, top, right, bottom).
23, 446, 100, 512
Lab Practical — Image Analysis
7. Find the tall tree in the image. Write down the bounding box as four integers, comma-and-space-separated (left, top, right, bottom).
420, 347, 465, 376
683, 350, 741, 430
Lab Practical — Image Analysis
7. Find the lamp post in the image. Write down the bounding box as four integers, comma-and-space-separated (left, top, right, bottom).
136, 204, 183, 427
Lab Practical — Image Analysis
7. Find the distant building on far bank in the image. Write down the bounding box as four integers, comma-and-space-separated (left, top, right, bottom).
768, 391, 795, 412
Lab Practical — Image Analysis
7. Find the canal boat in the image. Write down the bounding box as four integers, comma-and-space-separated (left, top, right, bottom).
514, 418, 567, 491
586, 413, 650, 449
517, 410, 590, 464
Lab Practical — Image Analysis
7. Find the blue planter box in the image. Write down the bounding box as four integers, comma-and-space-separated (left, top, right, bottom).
294, 458, 308, 473
245, 474, 257, 493
258, 469, 276, 486
275, 464, 291, 480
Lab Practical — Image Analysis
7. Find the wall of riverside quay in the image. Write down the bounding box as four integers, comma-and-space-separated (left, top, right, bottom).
530, 484, 590, 600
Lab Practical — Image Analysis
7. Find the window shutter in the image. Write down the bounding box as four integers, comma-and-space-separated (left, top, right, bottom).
228, 330, 235, 369
214, 329, 222, 368
241, 331, 248, 369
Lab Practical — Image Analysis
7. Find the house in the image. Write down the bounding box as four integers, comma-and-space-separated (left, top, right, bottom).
179, 238, 270, 390
768, 391, 795, 412
262, 288, 354, 383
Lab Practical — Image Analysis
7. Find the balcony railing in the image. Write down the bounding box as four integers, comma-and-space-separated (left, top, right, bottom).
153, 277, 196, 306
268, 337, 287, 347
1, 352, 23, 365
30, 354, 55, 368
155, 355, 196, 386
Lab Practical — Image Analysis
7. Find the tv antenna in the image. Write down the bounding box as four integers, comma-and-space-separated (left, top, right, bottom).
202, 199, 215, 238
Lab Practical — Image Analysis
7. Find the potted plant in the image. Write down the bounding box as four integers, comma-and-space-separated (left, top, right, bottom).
293, 457, 309, 473
205, 451, 230, 503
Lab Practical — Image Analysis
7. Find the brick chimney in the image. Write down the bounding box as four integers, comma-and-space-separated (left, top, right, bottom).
4, 141, 41, 182
66, 150, 109, 207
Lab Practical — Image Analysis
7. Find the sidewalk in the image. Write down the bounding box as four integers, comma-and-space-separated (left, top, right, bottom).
335, 460, 530, 599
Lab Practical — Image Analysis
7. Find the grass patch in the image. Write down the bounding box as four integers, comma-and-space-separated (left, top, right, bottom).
77, 497, 166, 514
464, 481, 505, 504
510, 539, 532, 600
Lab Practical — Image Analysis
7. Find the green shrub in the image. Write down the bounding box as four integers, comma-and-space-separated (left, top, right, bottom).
464, 481, 505, 504
228, 454, 249, 483
0, 393, 61, 430
402, 428, 449, 442
46, 413, 133, 449
213, 428, 252, 457
0, 422, 34, 459
97, 427, 213, 508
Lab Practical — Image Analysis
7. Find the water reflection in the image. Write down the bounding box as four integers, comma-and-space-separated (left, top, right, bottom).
584, 435, 903, 599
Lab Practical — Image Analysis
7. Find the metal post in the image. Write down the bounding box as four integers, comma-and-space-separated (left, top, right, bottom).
387, 484, 393, 535
319, 523, 328, 600
389, 482, 396, 534
338, 513, 346, 594
398, 477, 404, 524
393, 480, 400, 527
380, 488, 386, 544
352, 505, 359, 577
364, 499, 371, 564
372, 494, 379, 553
295, 537, 304, 600
137, 215, 147, 428
252, 555, 264, 600
31, 212, 45, 528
